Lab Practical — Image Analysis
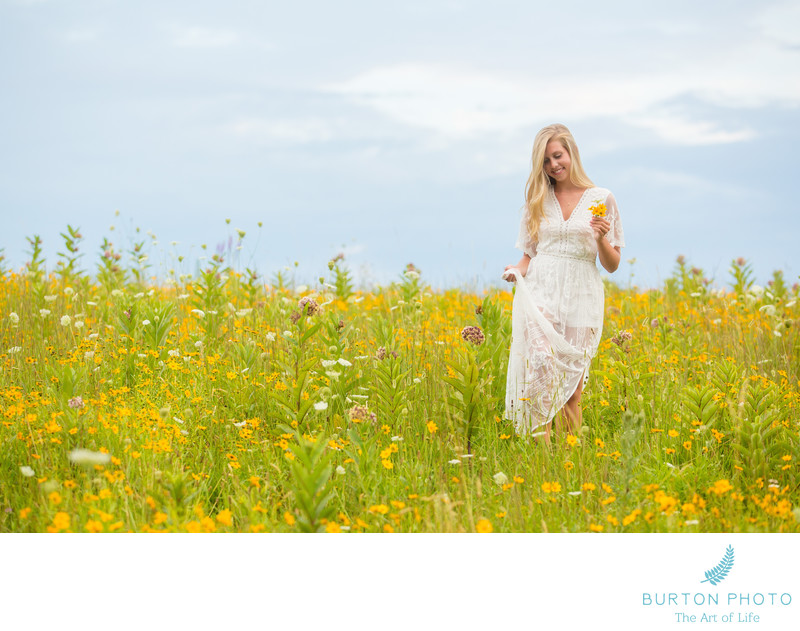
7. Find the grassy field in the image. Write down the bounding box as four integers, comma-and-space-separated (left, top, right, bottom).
0, 232, 798, 533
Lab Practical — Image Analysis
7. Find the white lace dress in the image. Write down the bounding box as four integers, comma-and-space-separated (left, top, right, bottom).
504, 186, 625, 433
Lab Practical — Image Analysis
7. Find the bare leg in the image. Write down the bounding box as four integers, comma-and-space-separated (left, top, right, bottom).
540, 421, 552, 446
558, 371, 585, 435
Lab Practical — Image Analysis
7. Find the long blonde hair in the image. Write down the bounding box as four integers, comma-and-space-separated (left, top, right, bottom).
524, 124, 594, 242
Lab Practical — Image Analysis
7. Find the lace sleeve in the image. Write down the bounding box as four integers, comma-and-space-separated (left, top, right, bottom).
514, 208, 538, 258
605, 192, 625, 249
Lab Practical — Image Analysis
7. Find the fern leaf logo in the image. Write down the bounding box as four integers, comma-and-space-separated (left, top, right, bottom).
700, 545, 734, 585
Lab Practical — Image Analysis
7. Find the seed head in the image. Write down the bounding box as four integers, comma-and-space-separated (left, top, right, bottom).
348, 405, 376, 424
461, 325, 485, 346
298, 296, 321, 317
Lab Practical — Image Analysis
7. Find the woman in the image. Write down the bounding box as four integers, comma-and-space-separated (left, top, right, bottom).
503, 124, 624, 442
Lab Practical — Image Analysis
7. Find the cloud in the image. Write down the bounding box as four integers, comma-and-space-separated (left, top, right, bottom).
63, 27, 100, 43
228, 117, 336, 144
616, 167, 758, 201
169, 26, 240, 48
325, 63, 763, 146
626, 113, 757, 146
324, 4, 800, 148
757, 2, 800, 48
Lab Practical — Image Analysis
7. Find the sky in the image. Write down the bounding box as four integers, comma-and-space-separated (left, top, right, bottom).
1, 0, 799, 290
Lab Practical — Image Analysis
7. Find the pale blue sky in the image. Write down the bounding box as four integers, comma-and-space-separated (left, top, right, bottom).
1, 0, 799, 289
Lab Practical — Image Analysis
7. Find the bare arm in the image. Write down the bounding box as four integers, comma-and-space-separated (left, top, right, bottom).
590, 216, 621, 273
503, 254, 531, 282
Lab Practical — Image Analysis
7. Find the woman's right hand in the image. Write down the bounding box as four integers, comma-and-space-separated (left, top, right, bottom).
503, 256, 530, 282
502, 265, 518, 282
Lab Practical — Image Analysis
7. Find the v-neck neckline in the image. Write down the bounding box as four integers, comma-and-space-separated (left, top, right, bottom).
552, 187, 591, 223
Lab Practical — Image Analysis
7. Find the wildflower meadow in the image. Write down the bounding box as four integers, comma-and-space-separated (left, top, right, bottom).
1, 226, 798, 533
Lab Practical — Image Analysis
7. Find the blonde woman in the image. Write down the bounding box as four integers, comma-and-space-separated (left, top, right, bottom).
503, 124, 624, 442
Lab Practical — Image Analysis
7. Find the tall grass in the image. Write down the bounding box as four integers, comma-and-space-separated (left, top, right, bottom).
0, 229, 797, 532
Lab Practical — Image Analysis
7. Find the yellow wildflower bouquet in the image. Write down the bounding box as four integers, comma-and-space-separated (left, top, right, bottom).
589, 200, 607, 218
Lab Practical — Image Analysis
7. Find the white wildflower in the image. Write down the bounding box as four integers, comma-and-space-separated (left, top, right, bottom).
194, 340, 204, 349
321, 359, 337, 368
84, 351, 95, 359
191, 309, 205, 319
233, 420, 247, 428
111, 289, 123, 298
20, 466, 35, 477
173, 416, 184, 424
63, 287, 74, 296
7, 347, 22, 354
336, 465, 346, 475
492, 472, 508, 485
44, 295, 57, 303
74, 321, 84, 329
39, 309, 51, 317
337, 358, 352, 367
68, 448, 111, 466
9, 312, 19, 324
448, 459, 461, 465
265, 332, 276, 342
168, 349, 181, 357
60, 315, 71, 326
314, 401, 328, 411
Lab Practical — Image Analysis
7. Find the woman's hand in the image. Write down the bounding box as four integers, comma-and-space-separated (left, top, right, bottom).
502, 265, 518, 282
503, 255, 531, 282
590, 216, 611, 243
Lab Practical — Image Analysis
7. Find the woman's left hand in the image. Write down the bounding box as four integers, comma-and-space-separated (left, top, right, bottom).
590, 216, 611, 243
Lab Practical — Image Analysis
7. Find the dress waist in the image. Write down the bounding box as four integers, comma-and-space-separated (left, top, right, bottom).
536, 250, 596, 263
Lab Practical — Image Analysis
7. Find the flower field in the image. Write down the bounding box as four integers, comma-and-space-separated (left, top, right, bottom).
1, 234, 798, 533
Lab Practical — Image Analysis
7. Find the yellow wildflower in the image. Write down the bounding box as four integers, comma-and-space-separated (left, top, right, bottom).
216, 509, 233, 526
709, 479, 733, 496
